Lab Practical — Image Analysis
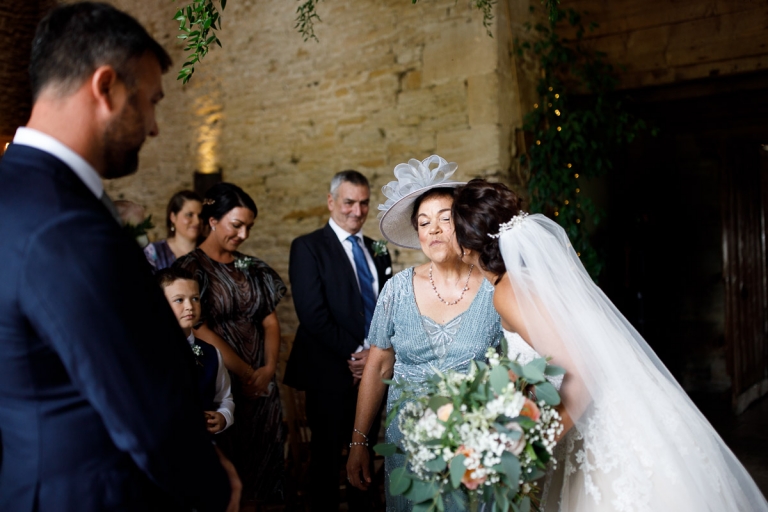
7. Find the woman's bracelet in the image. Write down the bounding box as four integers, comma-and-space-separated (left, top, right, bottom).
349, 441, 368, 448
353, 428, 369, 441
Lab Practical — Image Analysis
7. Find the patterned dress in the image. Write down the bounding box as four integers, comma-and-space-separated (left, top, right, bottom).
143, 239, 177, 271
368, 267, 503, 511
175, 248, 287, 503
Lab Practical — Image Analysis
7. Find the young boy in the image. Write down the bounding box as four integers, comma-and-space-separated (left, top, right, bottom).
157, 268, 234, 434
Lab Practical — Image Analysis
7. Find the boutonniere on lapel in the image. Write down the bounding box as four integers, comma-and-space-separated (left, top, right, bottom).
191, 342, 204, 367
372, 239, 389, 257
122, 214, 154, 248
234, 256, 255, 272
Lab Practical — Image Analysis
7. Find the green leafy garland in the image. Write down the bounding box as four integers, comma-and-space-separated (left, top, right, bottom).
172, 1, 562, 78
516, 6, 651, 278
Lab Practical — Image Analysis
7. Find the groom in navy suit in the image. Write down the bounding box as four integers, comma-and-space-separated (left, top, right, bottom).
0, 3, 238, 511
285, 170, 392, 511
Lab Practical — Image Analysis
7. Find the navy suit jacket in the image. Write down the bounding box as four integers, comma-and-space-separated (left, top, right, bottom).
284, 223, 392, 392
0, 144, 230, 511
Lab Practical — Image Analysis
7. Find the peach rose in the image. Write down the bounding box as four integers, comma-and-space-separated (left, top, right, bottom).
437, 403, 454, 422
520, 398, 540, 422
456, 445, 487, 490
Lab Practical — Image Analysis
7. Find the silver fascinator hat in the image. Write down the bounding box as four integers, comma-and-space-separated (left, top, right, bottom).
378, 155, 464, 249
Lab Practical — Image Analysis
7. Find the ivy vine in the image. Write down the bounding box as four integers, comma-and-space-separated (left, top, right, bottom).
516, 5, 652, 279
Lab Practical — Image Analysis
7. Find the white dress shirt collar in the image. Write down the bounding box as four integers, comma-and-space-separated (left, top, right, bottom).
186, 332, 196, 346
328, 216, 363, 244
13, 127, 104, 198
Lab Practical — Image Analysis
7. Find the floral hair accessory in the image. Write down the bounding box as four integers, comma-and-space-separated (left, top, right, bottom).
202, 198, 215, 206
488, 211, 529, 239
378, 155, 464, 249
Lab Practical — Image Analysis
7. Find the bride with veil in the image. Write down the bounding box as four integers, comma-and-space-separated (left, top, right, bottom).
451, 178, 768, 511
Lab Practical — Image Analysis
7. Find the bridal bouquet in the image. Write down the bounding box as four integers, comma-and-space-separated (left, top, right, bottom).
374, 343, 565, 512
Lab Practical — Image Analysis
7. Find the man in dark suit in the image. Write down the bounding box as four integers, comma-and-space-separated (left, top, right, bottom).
285, 170, 392, 511
0, 3, 238, 511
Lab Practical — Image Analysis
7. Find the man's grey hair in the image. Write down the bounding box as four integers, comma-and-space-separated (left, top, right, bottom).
329, 170, 370, 198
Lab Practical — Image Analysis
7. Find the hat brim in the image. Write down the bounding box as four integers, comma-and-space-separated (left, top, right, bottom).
378, 182, 466, 250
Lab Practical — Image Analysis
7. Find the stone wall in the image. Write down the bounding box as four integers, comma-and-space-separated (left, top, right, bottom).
99, 0, 536, 333
559, 0, 768, 89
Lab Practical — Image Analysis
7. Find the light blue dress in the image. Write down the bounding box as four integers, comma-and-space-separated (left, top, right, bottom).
369, 267, 503, 511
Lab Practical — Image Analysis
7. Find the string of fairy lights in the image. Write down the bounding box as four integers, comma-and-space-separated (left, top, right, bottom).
530, 86, 583, 257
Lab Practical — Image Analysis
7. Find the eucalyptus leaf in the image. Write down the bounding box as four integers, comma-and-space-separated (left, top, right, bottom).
412, 503, 432, 512
373, 442, 398, 456
389, 466, 412, 496
449, 454, 466, 489
521, 363, 545, 383
425, 457, 447, 472
404, 480, 439, 503
519, 496, 531, 512
544, 364, 566, 376
490, 365, 510, 395
500, 451, 521, 493
534, 381, 561, 405
428, 395, 451, 412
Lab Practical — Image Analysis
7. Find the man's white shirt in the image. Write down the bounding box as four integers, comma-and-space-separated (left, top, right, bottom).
13, 127, 103, 198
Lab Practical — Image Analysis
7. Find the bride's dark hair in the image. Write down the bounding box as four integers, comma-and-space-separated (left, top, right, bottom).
453, 179, 523, 280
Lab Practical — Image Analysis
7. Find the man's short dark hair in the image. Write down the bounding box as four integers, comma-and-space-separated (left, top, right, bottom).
329, 170, 370, 198
30, 2, 172, 100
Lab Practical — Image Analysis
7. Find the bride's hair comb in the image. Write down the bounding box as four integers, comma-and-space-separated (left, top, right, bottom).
488, 211, 529, 239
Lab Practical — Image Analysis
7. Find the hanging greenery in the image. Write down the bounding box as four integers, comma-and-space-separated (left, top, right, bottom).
173, 0, 226, 83
516, 5, 652, 279
172, 0, 562, 79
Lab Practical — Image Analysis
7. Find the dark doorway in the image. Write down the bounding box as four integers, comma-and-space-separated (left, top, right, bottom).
599, 71, 768, 413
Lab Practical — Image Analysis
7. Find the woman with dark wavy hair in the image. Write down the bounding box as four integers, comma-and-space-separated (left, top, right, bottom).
174, 182, 287, 508
452, 179, 768, 512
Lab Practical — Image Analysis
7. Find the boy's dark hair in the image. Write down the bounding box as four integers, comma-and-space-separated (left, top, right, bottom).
30, 2, 172, 100
156, 267, 197, 290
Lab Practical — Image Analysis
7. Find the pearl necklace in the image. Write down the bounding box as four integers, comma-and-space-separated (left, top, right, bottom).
429, 263, 474, 306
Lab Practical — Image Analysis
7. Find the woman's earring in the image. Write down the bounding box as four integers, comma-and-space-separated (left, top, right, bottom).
212, 226, 216, 232
171, 225, 175, 232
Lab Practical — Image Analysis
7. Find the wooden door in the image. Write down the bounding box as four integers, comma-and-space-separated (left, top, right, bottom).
721, 140, 768, 413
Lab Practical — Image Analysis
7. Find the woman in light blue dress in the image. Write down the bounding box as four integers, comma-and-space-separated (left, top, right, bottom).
346, 156, 502, 511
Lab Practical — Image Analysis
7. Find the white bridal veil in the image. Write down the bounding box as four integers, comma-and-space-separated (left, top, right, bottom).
497, 213, 768, 512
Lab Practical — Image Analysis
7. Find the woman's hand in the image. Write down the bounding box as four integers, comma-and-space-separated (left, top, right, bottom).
346, 443, 371, 491
240, 365, 274, 397
250, 365, 275, 396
